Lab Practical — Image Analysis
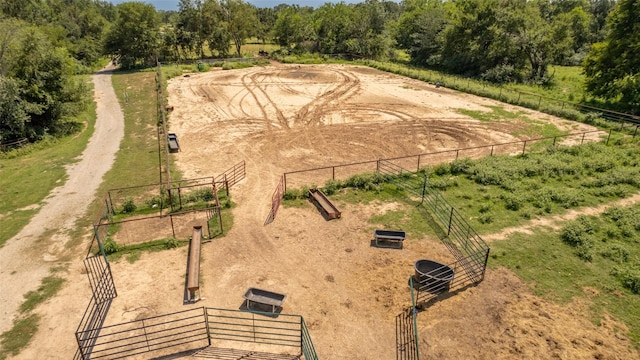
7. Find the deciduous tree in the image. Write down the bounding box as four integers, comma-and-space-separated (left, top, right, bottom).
584, 0, 640, 109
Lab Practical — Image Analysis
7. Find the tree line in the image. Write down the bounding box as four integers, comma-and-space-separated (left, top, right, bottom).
1, 0, 638, 143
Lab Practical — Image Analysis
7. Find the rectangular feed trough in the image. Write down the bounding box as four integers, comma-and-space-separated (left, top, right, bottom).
309, 189, 341, 220
243, 288, 286, 313
168, 133, 180, 153
374, 229, 406, 248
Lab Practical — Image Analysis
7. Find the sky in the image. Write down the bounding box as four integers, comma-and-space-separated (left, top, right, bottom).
107, 0, 379, 11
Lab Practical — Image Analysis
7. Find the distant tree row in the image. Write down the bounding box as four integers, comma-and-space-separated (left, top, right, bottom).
91, 0, 640, 111
0, 0, 638, 143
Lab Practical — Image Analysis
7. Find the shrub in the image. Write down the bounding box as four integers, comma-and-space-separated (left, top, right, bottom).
611, 266, 640, 294
283, 189, 302, 200
600, 245, 630, 263
478, 212, 494, 224
449, 157, 474, 175
165, 238, 181, 249
501, 193, 524, 211
432, 163, 449, 176
575, 243, 594, 262
323, 179, 342, 195
102, 239, 119, 255
560, 216, 595, 247
121, 198, 137, 214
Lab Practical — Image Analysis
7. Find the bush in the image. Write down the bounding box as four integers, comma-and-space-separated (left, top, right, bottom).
611, 266, 640, 294
560, 216, 595, 247
102, 239, 119, 255
501, 193, 524, 211
121, 198, 137, 214
575, 243, 594, 262
165, 238, 181, 249
600, 245, 630, 263
478, 212, 494, 224
449, 157, 474, 175
323, 179, 342, 196
283, 189, 302, 200
432, 163, 449, 176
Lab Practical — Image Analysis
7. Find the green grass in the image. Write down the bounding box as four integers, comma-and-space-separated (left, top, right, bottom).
19, 276, 65, 313
80, 69, 179, 231
425, 141, 640, 235
240, 40, 279, 58
456, 105, 567, 139
0, 272, 66, 359
489, 212, 640, 345
0, 79, 96, 248
367, 203, 437, 240
106, 237, 186, 262
508, 65, 586, 103
0, 314, 40, 360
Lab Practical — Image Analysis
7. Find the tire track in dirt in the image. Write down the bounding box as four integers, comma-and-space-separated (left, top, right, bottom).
294, 68, 361, 127
238, 69, 289, 130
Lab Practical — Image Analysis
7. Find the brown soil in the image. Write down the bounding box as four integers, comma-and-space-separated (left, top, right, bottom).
7, 63, 637, 359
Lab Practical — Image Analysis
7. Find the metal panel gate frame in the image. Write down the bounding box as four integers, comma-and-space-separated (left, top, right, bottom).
76, 306, 319, 360
265, 175, 284, 225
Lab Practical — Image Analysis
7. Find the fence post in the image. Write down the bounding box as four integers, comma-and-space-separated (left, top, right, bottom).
581, 132, 586, 144
108, 192, 115, 215
170, 214, 175, 238
522, 141, 527, 155
634, 125, 638, 138
455, 149, 459, 160
421, 175, 428, 203
553, 136, 556, 146
283, 174, 287, 193
481, 248, 490, 282
142, 319, 151, 352
417, 155, 421, 172
224, 174, 229, 197
204, 307, 212, 345
332, 166, 335, 180
75, 333, 87, 360
447, 207, 454, 236
490, 145, 494, 156
538, 96, 542, 108
606, 129, 612, 145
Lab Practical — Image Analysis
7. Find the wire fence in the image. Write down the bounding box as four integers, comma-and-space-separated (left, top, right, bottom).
281, 130, 605, 195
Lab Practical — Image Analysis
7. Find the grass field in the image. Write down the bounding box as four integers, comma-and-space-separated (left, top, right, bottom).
490, 205, 640, 344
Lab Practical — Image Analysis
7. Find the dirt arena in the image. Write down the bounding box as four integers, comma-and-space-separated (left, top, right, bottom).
89, 64, 637, 359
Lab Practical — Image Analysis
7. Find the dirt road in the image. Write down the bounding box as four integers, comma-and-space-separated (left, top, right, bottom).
0, 64, 124, 335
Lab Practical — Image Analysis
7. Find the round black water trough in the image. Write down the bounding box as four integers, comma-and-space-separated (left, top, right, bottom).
414, 259, 454, 293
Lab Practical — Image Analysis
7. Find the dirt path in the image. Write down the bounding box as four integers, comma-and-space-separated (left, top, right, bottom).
0, 64, 124, 335
483, 192, 640, 243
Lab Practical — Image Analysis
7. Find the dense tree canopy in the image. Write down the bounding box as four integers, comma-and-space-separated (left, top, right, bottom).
104, 2, 161, 68
583, 0, 640, 110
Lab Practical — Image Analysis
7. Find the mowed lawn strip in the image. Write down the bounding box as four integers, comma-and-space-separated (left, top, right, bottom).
82, 69, 180, 226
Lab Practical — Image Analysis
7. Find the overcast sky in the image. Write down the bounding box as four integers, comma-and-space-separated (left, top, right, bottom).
107, 0, 380, 11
